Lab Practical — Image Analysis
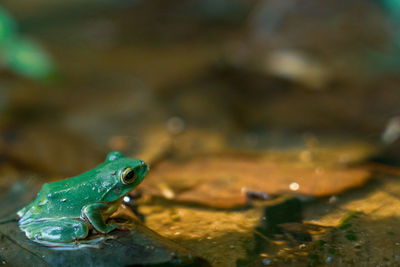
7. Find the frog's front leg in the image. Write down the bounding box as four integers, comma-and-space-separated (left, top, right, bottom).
82, 202, 118, 234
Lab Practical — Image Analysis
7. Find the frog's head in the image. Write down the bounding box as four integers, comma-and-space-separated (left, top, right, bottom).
102, 151, 149, 203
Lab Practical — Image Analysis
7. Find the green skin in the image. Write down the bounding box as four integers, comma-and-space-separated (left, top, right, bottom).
17, 151, 148, 247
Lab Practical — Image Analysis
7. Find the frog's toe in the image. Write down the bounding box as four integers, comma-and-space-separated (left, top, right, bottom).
25, 230, 41, 240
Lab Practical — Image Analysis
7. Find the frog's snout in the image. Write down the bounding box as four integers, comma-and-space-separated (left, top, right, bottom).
140, 161, 150, 173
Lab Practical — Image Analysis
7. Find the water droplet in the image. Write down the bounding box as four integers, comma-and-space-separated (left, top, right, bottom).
123, 196, 131, 203
61, 198, 67, 202
289, 182, 299, 191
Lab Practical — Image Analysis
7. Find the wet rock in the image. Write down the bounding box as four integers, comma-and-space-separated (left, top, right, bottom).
0, 220, 209, 267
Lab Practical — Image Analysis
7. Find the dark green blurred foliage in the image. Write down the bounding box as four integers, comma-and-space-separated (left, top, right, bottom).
0, 6, 54, 80
369, 0, 400, 71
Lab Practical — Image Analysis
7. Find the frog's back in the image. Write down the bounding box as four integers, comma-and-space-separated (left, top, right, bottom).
19, 168, 111, 222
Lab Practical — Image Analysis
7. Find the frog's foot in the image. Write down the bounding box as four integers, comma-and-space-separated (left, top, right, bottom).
115, 221, 135, 231
20, 218, 89, 247
102, 234, 118, 241
49, 234, 118, 250
41, 240, 104, 250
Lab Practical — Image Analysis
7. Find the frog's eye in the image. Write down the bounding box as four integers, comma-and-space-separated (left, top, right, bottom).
120, 167, 137, 184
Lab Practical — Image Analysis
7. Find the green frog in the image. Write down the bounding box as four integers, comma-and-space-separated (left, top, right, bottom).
17, 151, 148, 247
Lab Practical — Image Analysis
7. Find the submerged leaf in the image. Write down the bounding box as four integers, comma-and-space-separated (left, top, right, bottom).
141, 154, 370, 208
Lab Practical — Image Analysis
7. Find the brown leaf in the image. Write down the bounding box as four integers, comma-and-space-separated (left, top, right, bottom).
141, 155, 370, 208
